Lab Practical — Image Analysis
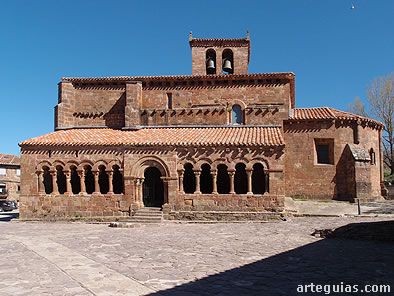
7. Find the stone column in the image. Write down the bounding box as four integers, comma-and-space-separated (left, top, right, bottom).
93, 171, 100, 194
211, 170, 218, 194
65, 171, 71, 195
229, 170, 235, 194
246, 169, 253, 195
139, 178, 144, 206
37, 172, 44, 195
78, 169, 86, 195
194, 170, 201, 194
108, 171, 114, 194
134, 178, 140, 204
178, 170, 184, 193
51, 171, 59, 195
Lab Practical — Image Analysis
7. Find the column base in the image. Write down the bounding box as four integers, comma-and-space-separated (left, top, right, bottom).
247, 192, 253, 195
194, 191, 202, 194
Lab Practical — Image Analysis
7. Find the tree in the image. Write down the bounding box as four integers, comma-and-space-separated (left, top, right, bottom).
348, 96, 368, 117
349, 73, 394, 176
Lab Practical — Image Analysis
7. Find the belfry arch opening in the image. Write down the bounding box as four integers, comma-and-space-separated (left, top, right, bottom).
206, 49, 216, 75
143, 167, 164, 207
222, 49, 234, 74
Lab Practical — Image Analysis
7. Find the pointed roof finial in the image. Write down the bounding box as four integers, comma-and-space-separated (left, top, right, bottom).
189, 31, 193, 41
246, 31, 250, 40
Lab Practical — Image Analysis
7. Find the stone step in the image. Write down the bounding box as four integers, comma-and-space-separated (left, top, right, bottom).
131, 215, 163, 220
124, 208, 164, 224
137, 207, 162, 212
125, 218, 162, 223
133, 212, 163, 217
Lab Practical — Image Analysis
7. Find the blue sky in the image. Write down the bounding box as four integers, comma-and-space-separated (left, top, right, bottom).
1, 0, 394, 155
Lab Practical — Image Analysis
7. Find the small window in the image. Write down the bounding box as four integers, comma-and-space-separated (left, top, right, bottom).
17, 185, 20, 192
16, 169, 20, 176
167, 93, 173, 109
315, 139, 334, 165
231, 104, 243, 125
0, 168, 6, 176
369, 148, 376, 165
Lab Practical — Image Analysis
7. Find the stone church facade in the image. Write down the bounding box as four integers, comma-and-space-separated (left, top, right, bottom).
19, 34, 384, 220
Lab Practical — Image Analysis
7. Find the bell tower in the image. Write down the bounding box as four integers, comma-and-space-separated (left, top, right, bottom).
189, 32, 250, 76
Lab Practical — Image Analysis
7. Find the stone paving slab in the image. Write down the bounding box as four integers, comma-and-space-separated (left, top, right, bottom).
0, 217, 393, 295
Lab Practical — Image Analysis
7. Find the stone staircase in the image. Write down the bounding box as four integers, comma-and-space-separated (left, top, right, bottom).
127, 207, 163, 223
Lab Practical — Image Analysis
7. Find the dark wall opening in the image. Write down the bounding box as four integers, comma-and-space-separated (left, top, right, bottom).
235, 163, 247, 194
217, 164, 230, 194
43, 166, 53, 194
85, 166, 95, 194
183, 163, 196, 193
56, 166, 66, 194
252, 163, 266, 194
200, 163, 213, 194
113, 165, 123, 194
70, 166, 81, 194
143, 167, 164, 207
98, 165, 109, 194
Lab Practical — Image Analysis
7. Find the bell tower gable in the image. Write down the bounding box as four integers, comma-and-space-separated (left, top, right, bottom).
189, 32, 250, 76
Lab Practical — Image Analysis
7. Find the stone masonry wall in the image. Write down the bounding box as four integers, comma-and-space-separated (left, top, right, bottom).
284, 120, 381, 200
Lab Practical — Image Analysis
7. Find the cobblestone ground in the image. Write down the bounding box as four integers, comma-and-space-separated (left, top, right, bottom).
0, 217, 393, 295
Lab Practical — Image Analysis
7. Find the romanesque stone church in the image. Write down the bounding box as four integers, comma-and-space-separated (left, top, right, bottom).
20, 34, 384, 220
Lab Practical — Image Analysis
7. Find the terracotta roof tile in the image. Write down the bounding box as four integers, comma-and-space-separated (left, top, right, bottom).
0, 154, 20, 166
290, 107, 383, 128
62, 72, 294, 83
20, 126, 284, 148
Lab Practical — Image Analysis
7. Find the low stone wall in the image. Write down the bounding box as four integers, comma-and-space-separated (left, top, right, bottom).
165, 210, 284, 222
19, 194, 131, 220
173, 193, 284, 212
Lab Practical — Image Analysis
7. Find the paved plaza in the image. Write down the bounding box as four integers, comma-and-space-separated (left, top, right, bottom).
0, 216, 393, 295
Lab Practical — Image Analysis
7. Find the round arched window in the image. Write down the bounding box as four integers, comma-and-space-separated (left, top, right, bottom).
231, 104, 243, 125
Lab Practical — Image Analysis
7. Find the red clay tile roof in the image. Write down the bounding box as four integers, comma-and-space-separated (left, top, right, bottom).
290, 107, 383, 128
20, 126, 284, 148
62, 73, 294, 83
0, 154, 20, 166
189, 37, 250, 47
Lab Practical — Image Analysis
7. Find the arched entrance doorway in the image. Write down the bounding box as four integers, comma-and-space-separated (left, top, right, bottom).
143, 167, 164, 207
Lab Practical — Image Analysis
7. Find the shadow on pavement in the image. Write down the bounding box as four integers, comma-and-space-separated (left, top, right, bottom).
361, 201, 394, 215
150, 222, 394, 296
